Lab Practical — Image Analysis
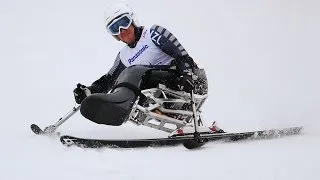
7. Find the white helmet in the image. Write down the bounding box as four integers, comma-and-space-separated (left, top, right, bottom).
104, 3, 139, 28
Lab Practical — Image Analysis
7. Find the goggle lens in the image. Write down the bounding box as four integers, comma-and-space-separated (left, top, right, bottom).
107, 14, 132, 35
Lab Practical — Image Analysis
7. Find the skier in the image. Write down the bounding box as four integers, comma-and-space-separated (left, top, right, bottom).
72, 2, 211, 128
73, 3, 207, 103
30, 3, 302, 149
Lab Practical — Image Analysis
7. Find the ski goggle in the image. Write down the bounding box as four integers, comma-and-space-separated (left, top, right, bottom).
106, 14, 133, 35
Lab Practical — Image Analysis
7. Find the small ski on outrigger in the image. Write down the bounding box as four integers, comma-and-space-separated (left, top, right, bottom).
60, 126, 303, 149
30, 105, 81, 136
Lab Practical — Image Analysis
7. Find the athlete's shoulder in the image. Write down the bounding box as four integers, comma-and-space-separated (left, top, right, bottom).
148, 24, 179, 47
150, 24, 166, 32
149, 24, 174, 36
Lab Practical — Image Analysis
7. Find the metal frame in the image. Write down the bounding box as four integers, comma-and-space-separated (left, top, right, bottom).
127, 84, 208, 133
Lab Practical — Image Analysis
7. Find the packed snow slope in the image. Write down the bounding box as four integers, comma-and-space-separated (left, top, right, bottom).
1, 0, 319, 179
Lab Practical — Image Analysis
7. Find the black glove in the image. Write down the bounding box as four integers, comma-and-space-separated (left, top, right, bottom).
175, 60, 198, 93
73, 83, 91, 104
177, 73, 196, 93
170, 56, 199, 93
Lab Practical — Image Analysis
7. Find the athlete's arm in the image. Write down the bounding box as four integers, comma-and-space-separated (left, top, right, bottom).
88, 53, 126, 93
149, 25, 198, 69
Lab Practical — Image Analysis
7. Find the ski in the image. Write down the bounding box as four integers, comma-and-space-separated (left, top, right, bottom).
60, 126, 303, 149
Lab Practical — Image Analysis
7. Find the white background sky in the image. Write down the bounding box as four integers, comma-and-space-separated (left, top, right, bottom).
0, 0, 319, 179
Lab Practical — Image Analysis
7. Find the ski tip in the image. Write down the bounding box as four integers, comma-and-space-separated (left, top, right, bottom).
30, 124, 44, 135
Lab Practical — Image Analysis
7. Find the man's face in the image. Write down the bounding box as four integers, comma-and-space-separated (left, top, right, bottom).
117, 25, 135, 44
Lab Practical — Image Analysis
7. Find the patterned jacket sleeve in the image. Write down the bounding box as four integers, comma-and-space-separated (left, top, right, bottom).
149, 25, 198, 69
88, 53, 126, 93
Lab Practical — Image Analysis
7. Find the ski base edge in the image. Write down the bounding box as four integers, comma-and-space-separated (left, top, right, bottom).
60, 126, 303, 149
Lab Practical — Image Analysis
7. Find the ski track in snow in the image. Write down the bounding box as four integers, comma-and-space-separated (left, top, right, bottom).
1, 0, 320, 180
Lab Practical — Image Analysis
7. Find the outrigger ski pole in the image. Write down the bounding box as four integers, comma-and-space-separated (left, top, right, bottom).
31, 105, 81, 135
181, 89, 207, 149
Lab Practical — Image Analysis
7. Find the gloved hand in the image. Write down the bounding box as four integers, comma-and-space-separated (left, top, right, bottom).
172, 61, 197, 93
178, 72, 197, 93
171, 56, 199, 93
73, 83, 91, 104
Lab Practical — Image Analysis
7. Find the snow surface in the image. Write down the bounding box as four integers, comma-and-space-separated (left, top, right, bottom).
1, 0, 320, 179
